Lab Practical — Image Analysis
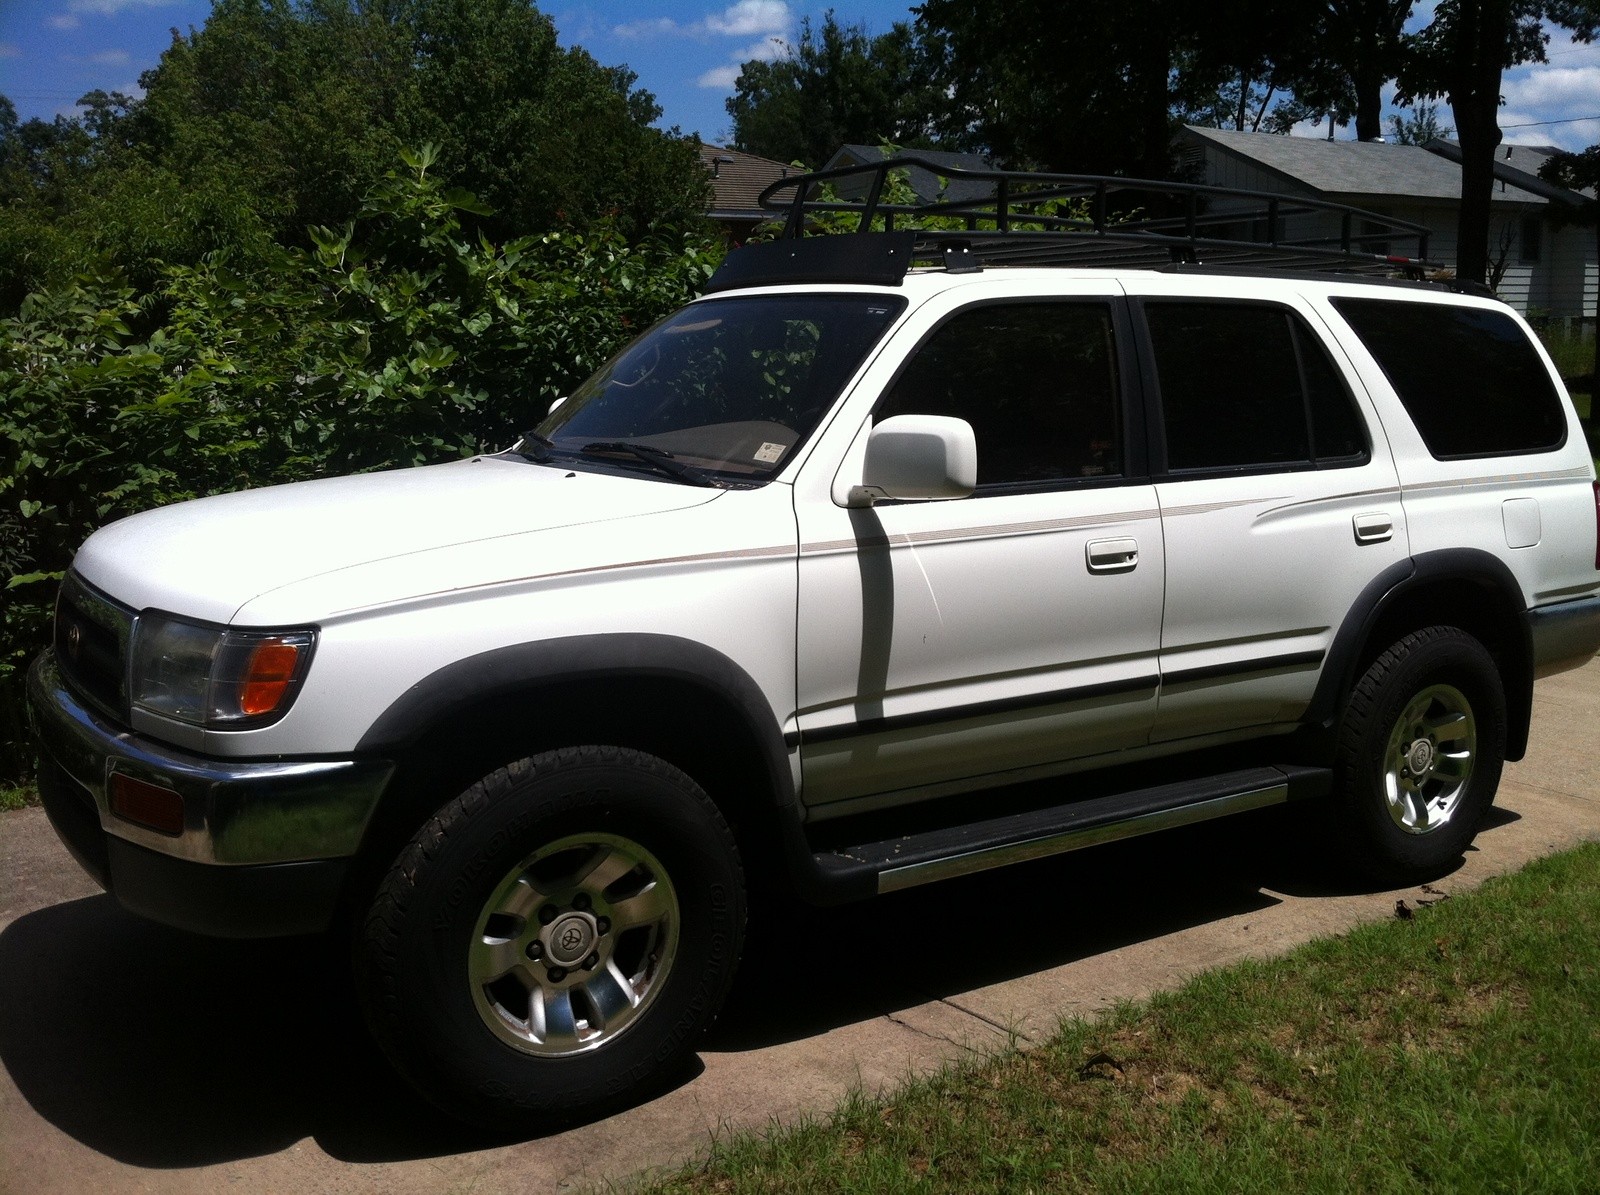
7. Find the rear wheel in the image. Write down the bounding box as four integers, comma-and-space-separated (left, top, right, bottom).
1333, 627, 1506, 884
359, 746, 745, 1128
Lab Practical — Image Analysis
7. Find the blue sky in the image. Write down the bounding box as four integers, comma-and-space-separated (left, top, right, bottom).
2, 0, 1597, 152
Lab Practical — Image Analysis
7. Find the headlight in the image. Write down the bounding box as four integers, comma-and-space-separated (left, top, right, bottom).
131, 613, 316, 728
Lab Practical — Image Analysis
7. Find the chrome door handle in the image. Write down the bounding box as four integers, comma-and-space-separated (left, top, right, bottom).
1086, 537, 1139, 573
1353, 513, 1393, 544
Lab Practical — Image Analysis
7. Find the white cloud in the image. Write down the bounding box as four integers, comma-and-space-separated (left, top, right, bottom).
703, 0, 789, 39
617, 1, 789, 43
735, 35, 787, 63
696, 64, 742, 89
0, 42, 20, 58
89, 49, 132, 65
49, 13, 81, 29
66, 0, 184, 14
615, 17, 680, 39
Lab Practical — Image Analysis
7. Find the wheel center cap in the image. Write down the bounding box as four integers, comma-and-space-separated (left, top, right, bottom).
545, 912, 598, 966
1406, 739, 1435, 775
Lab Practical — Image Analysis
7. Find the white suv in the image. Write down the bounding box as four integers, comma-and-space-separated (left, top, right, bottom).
29, 164, 1600, 1126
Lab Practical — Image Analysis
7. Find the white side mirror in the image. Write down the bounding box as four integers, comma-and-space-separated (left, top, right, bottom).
848, 415, 977, 506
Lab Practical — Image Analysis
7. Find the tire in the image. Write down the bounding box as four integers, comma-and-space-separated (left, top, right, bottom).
358, 746, 746, 1128
1332, 626, 1507, 885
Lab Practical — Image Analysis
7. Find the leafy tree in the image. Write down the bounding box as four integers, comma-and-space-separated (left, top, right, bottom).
137, 0, 708, 246
916, 0, 1200, 176
727, 14, 944, 167
1279, 1, 1414, 143
0, 147, 723, 780
1400, 0, 1600, 285
0, 1, 712, 306
1388, 101, 1454, 144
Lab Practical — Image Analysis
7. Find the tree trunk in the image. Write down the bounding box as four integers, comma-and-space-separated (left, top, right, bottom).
1352, 68, 1384, 141
1130, 32, 1174, 180
1448, 0, 1511, 287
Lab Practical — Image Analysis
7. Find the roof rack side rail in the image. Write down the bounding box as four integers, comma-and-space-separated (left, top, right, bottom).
745, 156, 1438, 282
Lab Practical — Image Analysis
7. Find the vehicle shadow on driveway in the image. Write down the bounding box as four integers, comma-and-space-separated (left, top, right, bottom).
0, 802, 1497, 1169
712, 799, 1492, 1050
0, 896, 653, 1166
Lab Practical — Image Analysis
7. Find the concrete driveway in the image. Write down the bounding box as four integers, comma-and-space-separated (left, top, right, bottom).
3, 659, 1597, 1193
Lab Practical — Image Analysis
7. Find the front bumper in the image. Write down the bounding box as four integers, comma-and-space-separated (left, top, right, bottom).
27, 651, 393, 937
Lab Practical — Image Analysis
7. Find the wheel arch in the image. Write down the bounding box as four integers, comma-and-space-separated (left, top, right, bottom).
1307, 549, 1535, 761
346, 634, 798, 911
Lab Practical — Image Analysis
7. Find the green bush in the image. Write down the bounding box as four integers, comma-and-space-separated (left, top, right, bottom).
1536, 321, 1596, 391
0, 145, 723, 780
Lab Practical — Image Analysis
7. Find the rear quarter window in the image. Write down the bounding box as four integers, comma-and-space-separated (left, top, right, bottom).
1331, 297, 1566, 459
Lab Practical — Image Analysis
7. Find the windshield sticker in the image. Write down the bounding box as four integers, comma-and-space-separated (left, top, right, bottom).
753, 442, 786, 464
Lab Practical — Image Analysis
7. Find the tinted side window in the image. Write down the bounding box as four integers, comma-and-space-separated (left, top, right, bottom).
876, 302, 1122, 488
1332, 298, 1566, 459
1145, 302, 1369, 473
1300, 323, 1367, 461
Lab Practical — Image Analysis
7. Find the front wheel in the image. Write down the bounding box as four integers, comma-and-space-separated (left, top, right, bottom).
1332, 627, 1507, 885
359, 746, 746, 1128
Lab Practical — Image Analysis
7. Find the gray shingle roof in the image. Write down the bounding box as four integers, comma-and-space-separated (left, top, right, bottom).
1182, 126, 1553, 205
699, 145, 803, 217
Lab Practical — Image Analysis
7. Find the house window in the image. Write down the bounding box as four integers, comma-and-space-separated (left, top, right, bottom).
1520, 217, 1543, 263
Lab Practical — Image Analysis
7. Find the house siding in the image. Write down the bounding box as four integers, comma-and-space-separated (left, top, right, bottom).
1183, 127, 1596, 323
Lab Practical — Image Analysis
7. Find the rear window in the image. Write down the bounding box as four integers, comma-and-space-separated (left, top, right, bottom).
1332, 298, 1566, 459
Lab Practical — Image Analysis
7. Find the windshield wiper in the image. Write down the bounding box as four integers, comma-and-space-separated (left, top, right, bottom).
510, 430, 556, 463
578, 441, 721, 488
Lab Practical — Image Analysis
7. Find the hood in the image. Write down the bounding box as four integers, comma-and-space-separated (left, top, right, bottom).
72, 457, 722, 625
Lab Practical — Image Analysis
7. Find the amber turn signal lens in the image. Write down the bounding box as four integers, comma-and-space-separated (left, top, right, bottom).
109, 772, 185, 836
238, 639, 303, 717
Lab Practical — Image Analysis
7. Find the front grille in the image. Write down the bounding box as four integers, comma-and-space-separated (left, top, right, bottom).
54, 571, 134, 723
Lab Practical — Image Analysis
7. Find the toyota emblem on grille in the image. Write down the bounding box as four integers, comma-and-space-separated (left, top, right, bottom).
66, 622, 82, 660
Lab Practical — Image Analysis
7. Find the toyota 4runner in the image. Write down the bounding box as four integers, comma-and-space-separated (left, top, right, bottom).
29, 161, 1600, 1126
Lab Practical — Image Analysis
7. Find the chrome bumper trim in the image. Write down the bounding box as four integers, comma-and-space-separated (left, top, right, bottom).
28, 651, 392, 865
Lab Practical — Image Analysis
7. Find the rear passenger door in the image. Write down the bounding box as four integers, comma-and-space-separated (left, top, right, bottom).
1128, 279, 1409, 743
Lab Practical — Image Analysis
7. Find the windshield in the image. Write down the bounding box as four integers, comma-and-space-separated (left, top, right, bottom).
523, 294, 906, 485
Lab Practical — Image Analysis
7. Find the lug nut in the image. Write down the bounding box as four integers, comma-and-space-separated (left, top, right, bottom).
547, 966, 567, 982
596, 916, 610, 934
584, 953, 599, 970
526, 941, 543, 960
538, 905, 558, 925
573, 893, 592, 911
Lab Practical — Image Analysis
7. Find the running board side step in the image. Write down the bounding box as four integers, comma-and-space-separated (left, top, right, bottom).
800, 765, 1330, 902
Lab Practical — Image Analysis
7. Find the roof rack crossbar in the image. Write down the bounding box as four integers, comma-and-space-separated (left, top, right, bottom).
748, 157, 1440, 270
701, 157, 1443, 292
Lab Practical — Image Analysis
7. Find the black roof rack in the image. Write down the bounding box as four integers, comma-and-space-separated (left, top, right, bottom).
705, 156, 1440, 293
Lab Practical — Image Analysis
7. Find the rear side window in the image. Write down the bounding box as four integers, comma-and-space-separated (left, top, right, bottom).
1332, 298, 1566, 459
1143, 301, 1369, 473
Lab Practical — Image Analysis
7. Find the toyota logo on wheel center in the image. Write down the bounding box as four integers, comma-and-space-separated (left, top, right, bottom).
545, 912, 596, 965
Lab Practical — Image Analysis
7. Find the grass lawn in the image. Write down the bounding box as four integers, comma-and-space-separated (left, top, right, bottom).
648, 842, 1600, 1193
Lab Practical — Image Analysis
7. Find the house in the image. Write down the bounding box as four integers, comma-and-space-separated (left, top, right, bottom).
697, 144, 801, 242
1178, 125, 1596, 327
